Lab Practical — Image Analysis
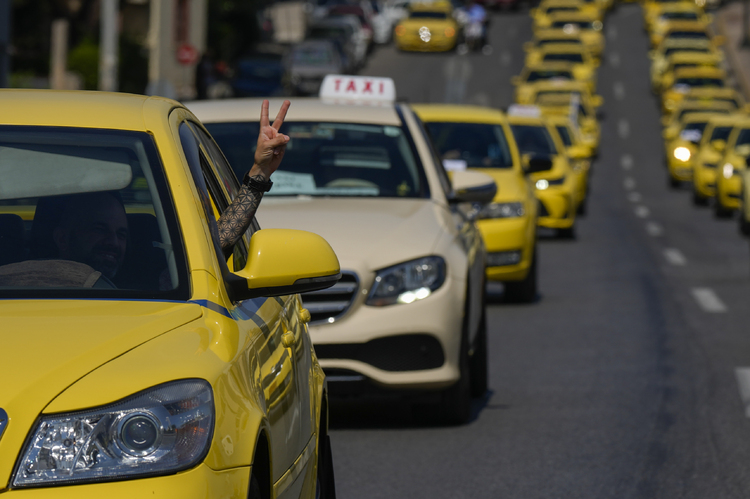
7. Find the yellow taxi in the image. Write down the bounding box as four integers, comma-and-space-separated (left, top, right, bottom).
394, 1, 459, 52
649, 38, 723, 86
523, 45, 599, 92
544, 112, 594, 213
531, 0, 603, 29
0, 90, 341, 497
660, 65, 727, 114
654, 20, 713, 49
691, 114, 739, 205
738, 168, 750, 235
191, 76, 497, 425
537, 12, 605, 58
643, 0, 708, 24
412, 104, 540, 302
520, 80, 603, 153
714, 118, 750, 217
508, 105, 579, 238
651, 51, 723, 94
645, 2, 709, 30
525, 29, 594, 60
662, 112, 722, 186
512, 62, 588, 101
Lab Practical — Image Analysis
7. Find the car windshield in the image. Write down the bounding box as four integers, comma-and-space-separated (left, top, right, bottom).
0, 126, 187, 298
293, 46, 334, 64
660, 12, 699, 20
664, 47, 709, 56
527, 70, 573, 82
552, 21, 595, 29
709, 125, 733, 142
538, 38, 582, 46
675, 77, 724, 87
555, 125, 573, 146
546, 6, 579, 13
205, 121, 427, 198
510, 124, 558, 156
735, 129, 750, 148
667, 31, 709, 40
543, 53, 584, 63
672, 62, 715, 71
424, 122, 514, 169
677, 108, 728, 120
409, 11, 447, 18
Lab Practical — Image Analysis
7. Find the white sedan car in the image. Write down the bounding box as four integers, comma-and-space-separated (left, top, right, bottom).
189, 76, 495, 424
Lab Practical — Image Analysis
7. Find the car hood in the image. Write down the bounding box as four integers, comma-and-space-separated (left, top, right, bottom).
0, 299, 202, 486
257, 197, 445, 272
470, 167, 528, 202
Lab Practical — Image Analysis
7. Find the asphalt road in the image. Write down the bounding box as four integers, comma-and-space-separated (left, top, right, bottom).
328, 5, 750, 498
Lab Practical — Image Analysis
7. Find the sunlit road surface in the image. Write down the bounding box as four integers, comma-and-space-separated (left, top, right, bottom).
327, 5, 750, 498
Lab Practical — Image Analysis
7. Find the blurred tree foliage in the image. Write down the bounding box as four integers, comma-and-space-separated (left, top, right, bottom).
207, 0, 263, 63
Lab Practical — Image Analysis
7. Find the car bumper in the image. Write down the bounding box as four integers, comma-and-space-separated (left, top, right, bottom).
477, 217, 534, 282
1, 465, 250, 498
535, 188, 576, 229
718, 176, 742, 209
309, 273, 465, 392
667, 158, 693, 181
396, 37, 456, 52
694, 166, 717, 197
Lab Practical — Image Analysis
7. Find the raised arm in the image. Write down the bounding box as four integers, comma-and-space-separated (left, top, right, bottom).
218, 99, 290, 254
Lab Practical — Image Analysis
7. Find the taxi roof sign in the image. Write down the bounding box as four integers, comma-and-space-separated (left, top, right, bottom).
508, 104, 542, 118
319, 75, 396, 105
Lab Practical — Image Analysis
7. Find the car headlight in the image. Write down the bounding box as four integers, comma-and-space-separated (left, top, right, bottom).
723, 163, 736, 179
479, 202, 525, 219
366, 256, 446, 306
673, 146, 691, 162
13, 380, 214, 487
535, 175, 565, 190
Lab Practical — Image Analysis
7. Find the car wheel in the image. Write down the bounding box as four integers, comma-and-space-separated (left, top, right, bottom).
693, 187, 709, 206
249, 473, 262, 499
315, 433, 337, 499
576, 196, 587, 215
714, 198, 733, 218
504, 247, 537, 303
740, 215, 750, 236
469, 309, 488, 397
668, 176, 680, 188
437, 330, 471, 425
557, 225, 576, 239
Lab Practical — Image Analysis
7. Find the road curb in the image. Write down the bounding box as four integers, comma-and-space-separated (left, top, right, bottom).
715, 8, 750, 100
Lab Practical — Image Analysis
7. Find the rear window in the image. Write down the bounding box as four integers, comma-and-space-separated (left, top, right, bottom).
0, 126, 188, 298
555, 125, 573, 147
667, 31, 709, 40
424, 122, 514, 169
527, 70, 573, 82
664, 47, 709, 57
709, 125, 733, 142
660, 12, 698, 20
674, 77, 724, 87
510, 124, 558, 156
543, 53, 584, 63
206, 121, 428, 198
409, 11, 447, 18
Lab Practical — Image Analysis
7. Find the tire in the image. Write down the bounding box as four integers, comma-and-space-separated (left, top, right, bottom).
557, 225, 576, 239
668, 175, 680, 188
249, 474, 262, 499
315, 433, 337, 499
740, 215, 750, 236
576, 195, 588, 215
714, 198, 733, 218
693, 187, 709, 206
469, 310, 488, 397
504, 247, 537, 303
437, 330, 471, 425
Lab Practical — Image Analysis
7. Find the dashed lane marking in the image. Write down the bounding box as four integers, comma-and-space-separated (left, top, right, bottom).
624, 177, 636, 190
646, 221, 663, 236
618, 119, 630, 139
663, 248, 687, 266
691, 287, 728, 313
635, 205, 650, 218
500, 50, 512, 66
628, 192, 642, 203
621, 154, 633, 170
610, 52, 620, 68
614, 81, 625, 101
735, 368, 750, 417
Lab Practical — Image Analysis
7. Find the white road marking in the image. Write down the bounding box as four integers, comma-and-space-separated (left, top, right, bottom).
621, 154, 634, 170
608, 26, 618, 40
618, 119, 630, 139
624, 177, 636, 190
635, 205, 650, 218
500, 50, 512, 66
443, 57, 472, 103
610, 52, 620, 68
614, 81, 625, 101
735, 368, 750, 417
663, 248, 687, 266
646, 221, 663, 236
691, 287, 728, 313
628, 192, 642, 203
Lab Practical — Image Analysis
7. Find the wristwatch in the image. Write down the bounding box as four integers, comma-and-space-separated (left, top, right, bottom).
242, 172, 273, 192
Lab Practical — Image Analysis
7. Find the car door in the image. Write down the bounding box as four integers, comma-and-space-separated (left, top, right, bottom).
176, 118, 306, 489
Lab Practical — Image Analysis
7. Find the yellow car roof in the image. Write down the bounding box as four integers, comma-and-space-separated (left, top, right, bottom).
680, 112, 726, 123
523, 61, 578, 71
535, 44, 588, 54
667, 52, 722, 64
508, 115, 547, 126
663, 20, 710, 31
526, 79, 591, 93
534, 29, 584, 40
707, 114, 746, 126
547, 10, 600, 21
0, 89, 175, 130
673, 66, 725, 78
411, 104, 508, 124
410, 1, 452, 12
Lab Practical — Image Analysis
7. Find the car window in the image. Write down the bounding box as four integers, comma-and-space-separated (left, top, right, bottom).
527, 70, 573, 82
205, 121, 429, 198
674, 77, 724, 87
709, 125, 733, 142
543, 52, 584, 63
555, 125, 573, 146
424, 122, 514, 169
409, 11, 447, 19
735, 128, 750, 148
0, 126, 188, 298
510, 124, 558, 156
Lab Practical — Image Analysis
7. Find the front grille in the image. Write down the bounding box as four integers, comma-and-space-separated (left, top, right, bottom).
314, 334, 445, 372
301, 271, 358, 324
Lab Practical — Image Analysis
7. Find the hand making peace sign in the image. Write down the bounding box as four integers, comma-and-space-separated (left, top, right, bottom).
252, 99, 291, 180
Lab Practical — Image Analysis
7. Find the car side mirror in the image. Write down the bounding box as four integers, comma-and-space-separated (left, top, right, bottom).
449, 170, 497, 204
568, 145, 591, 160
711, 139, 726, 153
226, 229, 341, 301
523, 155, 554, 174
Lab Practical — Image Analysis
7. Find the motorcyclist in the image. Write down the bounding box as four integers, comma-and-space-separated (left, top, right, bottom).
465, 0, 488, 49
